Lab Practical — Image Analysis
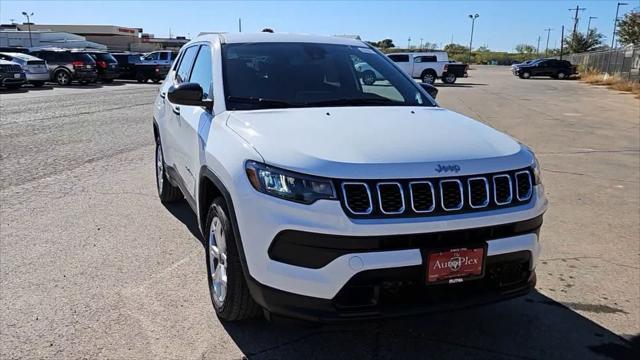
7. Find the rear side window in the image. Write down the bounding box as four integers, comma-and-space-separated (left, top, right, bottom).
175, 46, 199, 83
415, 55, 437, 63
159, 52, 170, 61
388, 54, 409, 62
188, 45, 213, 98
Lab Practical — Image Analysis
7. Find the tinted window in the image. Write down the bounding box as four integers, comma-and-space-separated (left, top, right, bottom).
415, 55, 437, 63
175, 46, 199, 83
388, 54, 409, 62
188, 46, 213, 98
159, 52, 170, 61
223, 42, 433, 110
93, 53, 117, 63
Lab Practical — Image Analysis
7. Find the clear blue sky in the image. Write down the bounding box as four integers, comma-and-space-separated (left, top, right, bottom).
1, 0, 638, 51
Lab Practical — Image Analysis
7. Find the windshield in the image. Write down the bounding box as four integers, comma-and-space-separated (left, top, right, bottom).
222, 42, 435, 110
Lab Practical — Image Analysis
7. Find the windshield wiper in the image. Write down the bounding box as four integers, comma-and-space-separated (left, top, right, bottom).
226, 96, 301, 109
304, 97, 401, 107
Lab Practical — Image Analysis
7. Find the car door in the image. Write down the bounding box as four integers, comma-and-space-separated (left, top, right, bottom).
173, 44, 214, 197
162, 45, 199, 184
388, 54, 412, 76
536, 60, 551, 76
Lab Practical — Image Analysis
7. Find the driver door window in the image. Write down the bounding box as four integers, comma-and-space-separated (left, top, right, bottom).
188, 45, 213, 99
175, 46, 199, 84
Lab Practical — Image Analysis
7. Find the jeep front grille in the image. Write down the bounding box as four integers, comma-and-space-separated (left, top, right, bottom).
338, 168, 535, 218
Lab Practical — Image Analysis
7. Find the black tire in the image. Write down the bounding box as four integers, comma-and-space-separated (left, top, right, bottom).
6, 84, 21, 90
136, 71, 148, 83
152, 78, 161, 84
31, 81, 45, 88
102, 78, 114, 84
154, 137, 182, 202
420, 70, 437, 85
54, 69, 71, 86
556, 71, 567, 80
519, 71, 531, 79
205, 197, 261, 321
442, 73, 457, 84
361, 70, 376, 85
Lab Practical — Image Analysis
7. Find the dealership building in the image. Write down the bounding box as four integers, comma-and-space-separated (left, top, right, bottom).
0, 23, 188, 51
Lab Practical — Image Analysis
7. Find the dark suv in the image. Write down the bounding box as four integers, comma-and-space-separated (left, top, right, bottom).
29, 49, 97, 85
514, 59, 577, 80
82, 51, 119, 83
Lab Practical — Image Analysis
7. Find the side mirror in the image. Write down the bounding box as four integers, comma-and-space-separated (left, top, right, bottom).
419, 83, 438, 99
167, 82, 213, 111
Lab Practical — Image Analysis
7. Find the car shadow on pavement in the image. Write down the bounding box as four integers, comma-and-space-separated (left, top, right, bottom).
436, 83, 488, 88
220, 290, 639, 360
160, 201, 638, 359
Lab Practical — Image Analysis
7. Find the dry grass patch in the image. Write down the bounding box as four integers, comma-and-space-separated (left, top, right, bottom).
580, 69, 640, 98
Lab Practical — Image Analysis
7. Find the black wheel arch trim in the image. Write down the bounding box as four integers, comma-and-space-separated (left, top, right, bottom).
198, 166, 268, 307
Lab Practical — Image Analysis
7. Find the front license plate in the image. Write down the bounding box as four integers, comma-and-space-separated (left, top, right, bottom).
427, 247, 485, 284
14, 73, 20, 78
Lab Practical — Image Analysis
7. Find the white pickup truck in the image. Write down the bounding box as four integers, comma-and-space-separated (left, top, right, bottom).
388, 52, 468, 85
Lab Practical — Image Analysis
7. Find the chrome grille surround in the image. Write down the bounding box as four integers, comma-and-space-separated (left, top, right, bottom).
467, 177, 490, 208
515, 171, 533, 201
492, 174, 513, 205
376, 182, 405, 215
340, 182, 373, 215
439, 179, 464, 211
408, 181, 435, 213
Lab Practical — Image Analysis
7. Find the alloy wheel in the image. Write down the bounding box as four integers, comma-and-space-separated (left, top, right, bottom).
209, 216, 228, 308
156, 144, 164, 192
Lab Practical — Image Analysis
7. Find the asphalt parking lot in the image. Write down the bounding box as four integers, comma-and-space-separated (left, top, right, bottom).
1, 67, 638, 359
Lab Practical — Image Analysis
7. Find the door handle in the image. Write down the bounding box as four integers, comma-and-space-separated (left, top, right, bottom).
172, 106, 180, 115
159, 91, 166, 99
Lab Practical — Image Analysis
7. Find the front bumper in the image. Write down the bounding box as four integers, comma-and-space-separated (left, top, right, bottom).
234, 183, 546, 310
1, 73, 26, 86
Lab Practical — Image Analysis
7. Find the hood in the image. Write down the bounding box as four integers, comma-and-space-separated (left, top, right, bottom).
227, 106, 530, 179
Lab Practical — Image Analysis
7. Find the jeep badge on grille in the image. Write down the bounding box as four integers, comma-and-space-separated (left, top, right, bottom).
435, 164, 461, 173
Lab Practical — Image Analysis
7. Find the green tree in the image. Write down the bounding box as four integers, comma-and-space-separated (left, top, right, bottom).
443, 43, 468, 54
564, 29, 605, 53
476, 45, 491, 52
617, 11, 640, 46
515, 44, 536, 54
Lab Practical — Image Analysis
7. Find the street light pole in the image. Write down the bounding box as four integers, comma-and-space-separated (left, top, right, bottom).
611, 2, 628, 48
587, 16, 597, 33
544, 28, 553, 56
21, 11, 34, 47
468, 14, 479, 63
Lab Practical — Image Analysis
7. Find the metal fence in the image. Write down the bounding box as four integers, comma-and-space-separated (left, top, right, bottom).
559, 45, 640, 81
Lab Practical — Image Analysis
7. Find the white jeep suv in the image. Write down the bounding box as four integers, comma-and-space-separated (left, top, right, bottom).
153, 33, 547, 322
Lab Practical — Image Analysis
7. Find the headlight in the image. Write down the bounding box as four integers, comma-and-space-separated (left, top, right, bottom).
245, 161, 336, 204
531, 153, 542, 185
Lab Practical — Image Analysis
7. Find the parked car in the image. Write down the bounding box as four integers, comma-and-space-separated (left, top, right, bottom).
28, 49, 97, 85
154, 33, 546, 322
140, 50, 179, 66
0, 52, 49, 87
0, 59, 27, 90
111, 51, 168, 83
513, 59, 577, 79
81, 50, 120, 83
387, 52, 469, 84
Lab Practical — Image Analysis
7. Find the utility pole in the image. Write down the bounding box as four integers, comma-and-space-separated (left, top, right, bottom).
468, 13, 479, 63
536, 35, 541, 55
407, 37, 411, 49
560, 25, 565, 59
611, 2, 628, 48
21, 11, 34, 47
238, 18, 242, 32
419, 38, 423, 49
544, 28, 553, 55
587, 16, 597, 33
569, 5, 587, 39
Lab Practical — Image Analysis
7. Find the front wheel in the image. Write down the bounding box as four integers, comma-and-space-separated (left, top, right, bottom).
136, 71, 148, 83
519, 71, 531, 79
442, 73, 457, 84
206, 197, 261, 321
556, 71, 567, 80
